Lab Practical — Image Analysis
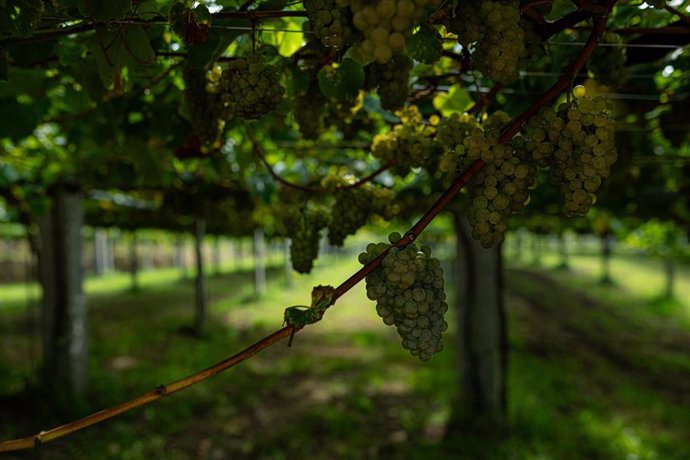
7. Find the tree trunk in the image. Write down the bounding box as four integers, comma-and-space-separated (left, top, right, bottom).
213, 235, 221, 276
253, 229, 266, 298
234, 239, 243, 271
449, 212, 507, 433
557, 232, 569, 270
600, 234, 612, 284
106, 232, 116, 272
514, 231, 523, 263
93, 228, 108, 276
129, 232, 139, 291
175, 236, 188, 279
531, 234, 541, 266
38, 185, 88, 401
284, 238, 293, 288
664, 257, 675, 299
194, 218, 207, 336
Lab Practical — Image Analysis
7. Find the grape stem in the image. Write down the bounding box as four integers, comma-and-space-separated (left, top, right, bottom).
246, 125, 397, 193
0, 10, 308, 47
0, 7, 614, 454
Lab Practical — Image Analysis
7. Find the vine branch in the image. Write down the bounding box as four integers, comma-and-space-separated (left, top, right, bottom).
246, 126, 397, 193
0, 6, 614, 453
0, 10, 307, 46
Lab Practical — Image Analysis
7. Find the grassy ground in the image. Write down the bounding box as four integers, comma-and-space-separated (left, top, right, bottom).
0, 251, 689, 459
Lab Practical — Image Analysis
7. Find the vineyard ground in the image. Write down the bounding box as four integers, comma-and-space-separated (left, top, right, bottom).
0, 253, 689, 459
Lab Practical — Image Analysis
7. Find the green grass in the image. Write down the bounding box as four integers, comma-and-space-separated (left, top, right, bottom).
508, 247, 690, 325
1, 251, 689, 459
0, 256, 276, 312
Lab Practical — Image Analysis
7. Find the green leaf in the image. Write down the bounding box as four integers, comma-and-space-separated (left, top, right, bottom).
433, 85, 473, 116
91, 29, 120, 87
343, 46, 374, 66
407, 25, 443, 64
186, 25, 240, 69
81, 0, 132, 22
318, 58, 364, 101
0, 51, 8, 82
120, 25, 156, 70
0, 0, 44, 37
135, 0, 162, 20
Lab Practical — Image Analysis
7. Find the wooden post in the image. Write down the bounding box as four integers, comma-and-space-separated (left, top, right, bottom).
93, 228, 108, 276
129, 232, 139, 291
38, 185, 88, 401
601, 234, 612, 284
253, 229, 266, 298
284, 238, 293, 288
449, 212, 506, 433
195, 218, 207, 336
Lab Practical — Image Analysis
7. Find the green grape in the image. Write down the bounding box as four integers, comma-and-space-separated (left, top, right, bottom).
589, 32, 628, 88
286, 205, 330, 274
371, 106, 441, 172
182, 67, 227, 150
219, 56, 285, 120
459, 112, 535, 247
365, 54, 413, 111
304, 0, 354, 49
343, 0, 439, 64
323, 172, 395, 246
449, 0, 525, 84
361, 235, 448, 361
294, 83, 327, 139
523, 96, 617, 216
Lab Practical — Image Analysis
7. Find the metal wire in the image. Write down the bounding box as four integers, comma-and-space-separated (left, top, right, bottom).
550, 41, 687, 49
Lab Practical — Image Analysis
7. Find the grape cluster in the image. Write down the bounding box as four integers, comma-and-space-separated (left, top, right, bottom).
436, 112, 480, 174
323, 172, 395, 246
519, 17, 547, 60
364, 54, 413, 111
450, 0, 525, 84
371, 106, 439, 171
588, 32, 628, 88
524, 91, 617, 216
182, 67, 227, 149
287, 206, 330, 274
462, 113, 535, 247
343, 0, 437, 63
294, 83, 327, 139
304, 0, 354, 49
219, 56, 285, 120
360, 233, 448, 361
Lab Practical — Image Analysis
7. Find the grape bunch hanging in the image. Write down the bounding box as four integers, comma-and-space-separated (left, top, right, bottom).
218, 56, 285, 120
304, 0, 354, 49
288, 205, 330, 274
524, 89, 617, 216
371, 106, 439, 171
364, 54, 413, 111
439, 112, 535, 247
323, 173, 395, 247
360, 233, 448, 361
343, 0, 439, 63
182, 67, 228, 150
449, 0, 525, 84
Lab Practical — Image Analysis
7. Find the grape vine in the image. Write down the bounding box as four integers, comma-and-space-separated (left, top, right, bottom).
360, 232, 448, 361
219, 56, 285, 120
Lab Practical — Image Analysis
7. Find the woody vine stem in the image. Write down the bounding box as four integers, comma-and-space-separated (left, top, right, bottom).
0, 9, 612, 454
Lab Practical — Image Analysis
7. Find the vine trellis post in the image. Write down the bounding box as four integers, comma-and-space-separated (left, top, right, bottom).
0, 5, 614, 453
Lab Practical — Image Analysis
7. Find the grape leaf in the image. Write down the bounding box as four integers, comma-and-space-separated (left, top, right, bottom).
433, 85, 473, 116
0, 0, 44, 37
317, 58, 364, 101
120, 25, 156, 70
407, 25, 443, 64
81, 0, 132, 22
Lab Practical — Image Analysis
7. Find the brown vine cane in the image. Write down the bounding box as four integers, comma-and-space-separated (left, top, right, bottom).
0, 10, 613, 453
